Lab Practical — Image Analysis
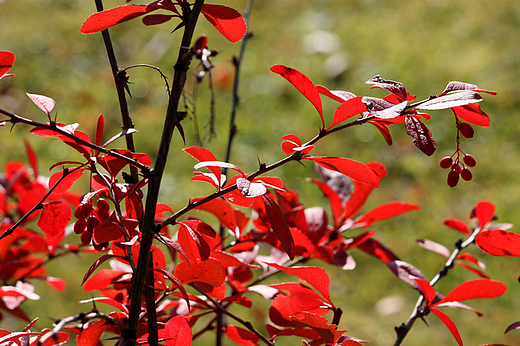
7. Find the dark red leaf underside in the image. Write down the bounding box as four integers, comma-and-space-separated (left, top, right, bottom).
262, 194, 295, 259
404, 116, 436, 156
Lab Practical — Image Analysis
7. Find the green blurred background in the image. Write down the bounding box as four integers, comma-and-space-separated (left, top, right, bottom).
1, 0, 520, 345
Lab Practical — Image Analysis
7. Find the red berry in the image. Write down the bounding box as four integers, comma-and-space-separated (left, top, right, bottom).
80, 203, 93, 219
80, 230, 92, 245
97, 209, 109, 222
97, 199, 110, 212
73, 218, 87, 234
447, 169, 460, 187
440, 156, 453, 169
458, 122, 474, 138
450, 162, 461, 173
86, 216, 100, 232
463, 154, 476, 167
74, 205, 82, 220
461, 167, 473, 181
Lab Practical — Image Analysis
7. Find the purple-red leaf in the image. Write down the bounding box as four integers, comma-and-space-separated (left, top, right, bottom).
262, 194, 295, 260
505, 321, 520, 334
236, 177, 267, 198
270, 65, 324, 127
365, 75, 408, 103
304, 156, 380, 188
387, 260, 427, 288
201, 4, 246, 43
405, 116, 436, 156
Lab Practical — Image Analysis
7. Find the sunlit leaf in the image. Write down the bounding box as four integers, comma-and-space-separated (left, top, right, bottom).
37, 202, 72, 238
476, 230, 520, 257
201, 4, 246, 43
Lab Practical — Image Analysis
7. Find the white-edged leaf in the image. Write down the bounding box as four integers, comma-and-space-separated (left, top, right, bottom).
102, 128, 138, 148
416, 91, 482, 110
27, 93, 56, 116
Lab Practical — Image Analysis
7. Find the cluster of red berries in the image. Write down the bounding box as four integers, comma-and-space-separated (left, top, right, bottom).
439, 121, 477, 187
73, 198, 111, 250
440, 153, 476, 187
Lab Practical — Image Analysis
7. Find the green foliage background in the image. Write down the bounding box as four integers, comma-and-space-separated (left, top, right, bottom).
1, 0, 520, 345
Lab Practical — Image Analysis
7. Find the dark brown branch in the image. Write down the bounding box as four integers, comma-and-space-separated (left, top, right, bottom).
122, 0, 206, 344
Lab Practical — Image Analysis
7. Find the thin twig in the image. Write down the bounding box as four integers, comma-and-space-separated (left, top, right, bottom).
393, 227, 482, 346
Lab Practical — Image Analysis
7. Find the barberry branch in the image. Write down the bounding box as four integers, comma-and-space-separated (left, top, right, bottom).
0, 108, 151, 173
393, 226, 483, 346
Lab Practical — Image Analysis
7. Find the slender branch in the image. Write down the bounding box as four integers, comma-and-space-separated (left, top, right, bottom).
0, 166, 85, 240
0, 108, 151, 173
393, 227, 482, 346
223, 0, 255, 167
122, 1, 206, 343
95, 0, 138, 183
191, 283, 275, 346
38, 311, 125, 346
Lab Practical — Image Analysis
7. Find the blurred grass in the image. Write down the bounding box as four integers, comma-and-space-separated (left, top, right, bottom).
1, 0, 520, 345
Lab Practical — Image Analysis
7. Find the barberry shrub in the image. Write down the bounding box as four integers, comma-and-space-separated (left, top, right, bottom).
0, 1, 517, 346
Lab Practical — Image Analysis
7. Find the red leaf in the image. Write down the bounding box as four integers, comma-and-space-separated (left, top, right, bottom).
316, 85, 356, 103
434, 279, 507, 305
81, 4, 155, 34
45, 277, 65, 291
476, 229, 520, 257
262, 194, 295, 260
444, 218, 471, 235
265, 263, 331, 303
82, 254, 121, 286
413, 278, 436, 305
368, 120, 393, 146
26, 93, 56, 116
270, 65, 324, 127
92, 213, 126, 244
0, 51, 15, 79
192, 197, 240, 233
177, 221, 211, 262
37, 202, 72, 238
95, 114, 104, 147
357, 238, 399, 263
164, 316, 192, 346
327, 96, 366, 130
83, 269, 127, 292
24, 139, 39, 178
430, 307, 463, 346
475, 200, 495, 229
307, 179, 343, 226
304, 156, 380, 188
354, 202, 420, 228
49, 168, 85, 195
343, 162, 386, 219
225, 326, 259, 346
76, 319, 108, 346
184, 146, 222, 189
201, 4, 246, 43
452, 103, 490, 127
290, 312, 345, 344
174, 258, 226, 287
